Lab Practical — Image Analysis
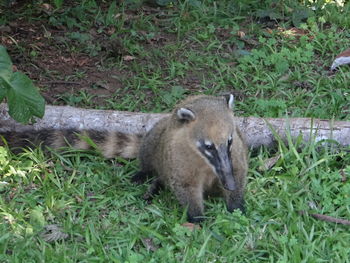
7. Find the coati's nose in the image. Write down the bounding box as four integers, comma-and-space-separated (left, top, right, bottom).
224, 178, 236, 191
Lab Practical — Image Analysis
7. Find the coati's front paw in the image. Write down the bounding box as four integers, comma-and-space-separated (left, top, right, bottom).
142, 192, 154, 204
131, 171, 149, 184
227, 200, 245, 214
140, 178, 163, 204
187, 213, 205, 224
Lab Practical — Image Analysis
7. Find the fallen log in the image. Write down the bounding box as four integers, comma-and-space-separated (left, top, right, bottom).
1, 104, 350, 152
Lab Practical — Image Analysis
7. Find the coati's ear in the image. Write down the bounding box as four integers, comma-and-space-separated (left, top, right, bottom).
223, 94, 234, 109
177, 108, 196, 122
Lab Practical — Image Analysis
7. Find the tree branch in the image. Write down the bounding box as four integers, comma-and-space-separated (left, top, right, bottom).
1, 104, 350, 150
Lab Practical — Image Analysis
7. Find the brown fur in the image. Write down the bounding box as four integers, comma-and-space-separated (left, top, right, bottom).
133, 95, 248, 223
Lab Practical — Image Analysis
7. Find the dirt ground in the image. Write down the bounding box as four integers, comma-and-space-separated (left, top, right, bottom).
0, 2, 182, 108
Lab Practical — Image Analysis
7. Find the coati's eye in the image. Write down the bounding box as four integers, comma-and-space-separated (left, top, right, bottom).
204, 140, 214, 151
205, 144, 214, 151
197, 140, 216, 157
228, 135, 233, 146
227, 135, 233, 151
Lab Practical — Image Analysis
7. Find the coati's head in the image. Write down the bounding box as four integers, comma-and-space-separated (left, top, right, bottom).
175, 94, 237, 191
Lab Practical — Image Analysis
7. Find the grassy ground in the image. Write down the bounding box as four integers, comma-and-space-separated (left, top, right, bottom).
1, 0, 350, 262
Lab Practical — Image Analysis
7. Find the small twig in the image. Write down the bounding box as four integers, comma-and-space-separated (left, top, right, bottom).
310, 213, 350, 225
41, 81, 82, 85
300, 211, 350, 226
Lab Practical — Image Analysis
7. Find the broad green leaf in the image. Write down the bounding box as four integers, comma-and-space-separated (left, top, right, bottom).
0, 45, 13, 80
7, 72, 45, 123
0, 86, 6, 101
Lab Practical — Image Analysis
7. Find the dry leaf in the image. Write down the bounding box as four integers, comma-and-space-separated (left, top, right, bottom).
307, 201, 318, 209
76, 57, 89, 67
60, 56, 72, 63
141, 238, 159, 252
265, 28, 273, 34
75, 195, 83, 203
237, 31, 246, 38
41, 3, 54, 15
41, 224, 68, 242
330, 48, 350, 71
278, 27, 311, 39
181, 222, 201, 231
258, 154, 281, 172
107, 27, 116, 35
287, 27, 308, 36
41, 3, 53, 11
123, 55, 135, 61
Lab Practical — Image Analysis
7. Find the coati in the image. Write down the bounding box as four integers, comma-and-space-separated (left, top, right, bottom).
132, 94, 248, 223
0, 94, 248, 223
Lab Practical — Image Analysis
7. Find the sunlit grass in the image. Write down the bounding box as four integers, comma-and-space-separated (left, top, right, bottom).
1, 0, 350, 262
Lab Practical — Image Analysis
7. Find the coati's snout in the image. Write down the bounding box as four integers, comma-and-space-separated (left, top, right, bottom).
197, 138, 236, 191
217, 143, 235, 191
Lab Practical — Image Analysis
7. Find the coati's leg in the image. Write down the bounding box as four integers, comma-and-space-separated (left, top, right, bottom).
143, 177, 163, 203
223, 189, 245, 214
172, 184, 205, 223
131, 171, 151, 184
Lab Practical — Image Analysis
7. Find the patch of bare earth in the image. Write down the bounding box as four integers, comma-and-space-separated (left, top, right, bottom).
0, 2, 180, 107
1, 17, 130, 107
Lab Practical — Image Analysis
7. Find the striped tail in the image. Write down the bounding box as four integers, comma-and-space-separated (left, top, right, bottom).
0, 129, 142, 159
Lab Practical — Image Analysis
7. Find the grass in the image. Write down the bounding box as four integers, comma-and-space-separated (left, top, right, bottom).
1, 0, 350, 262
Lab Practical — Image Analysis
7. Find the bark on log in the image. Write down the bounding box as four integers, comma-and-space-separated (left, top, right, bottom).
1, 104, 350, 150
